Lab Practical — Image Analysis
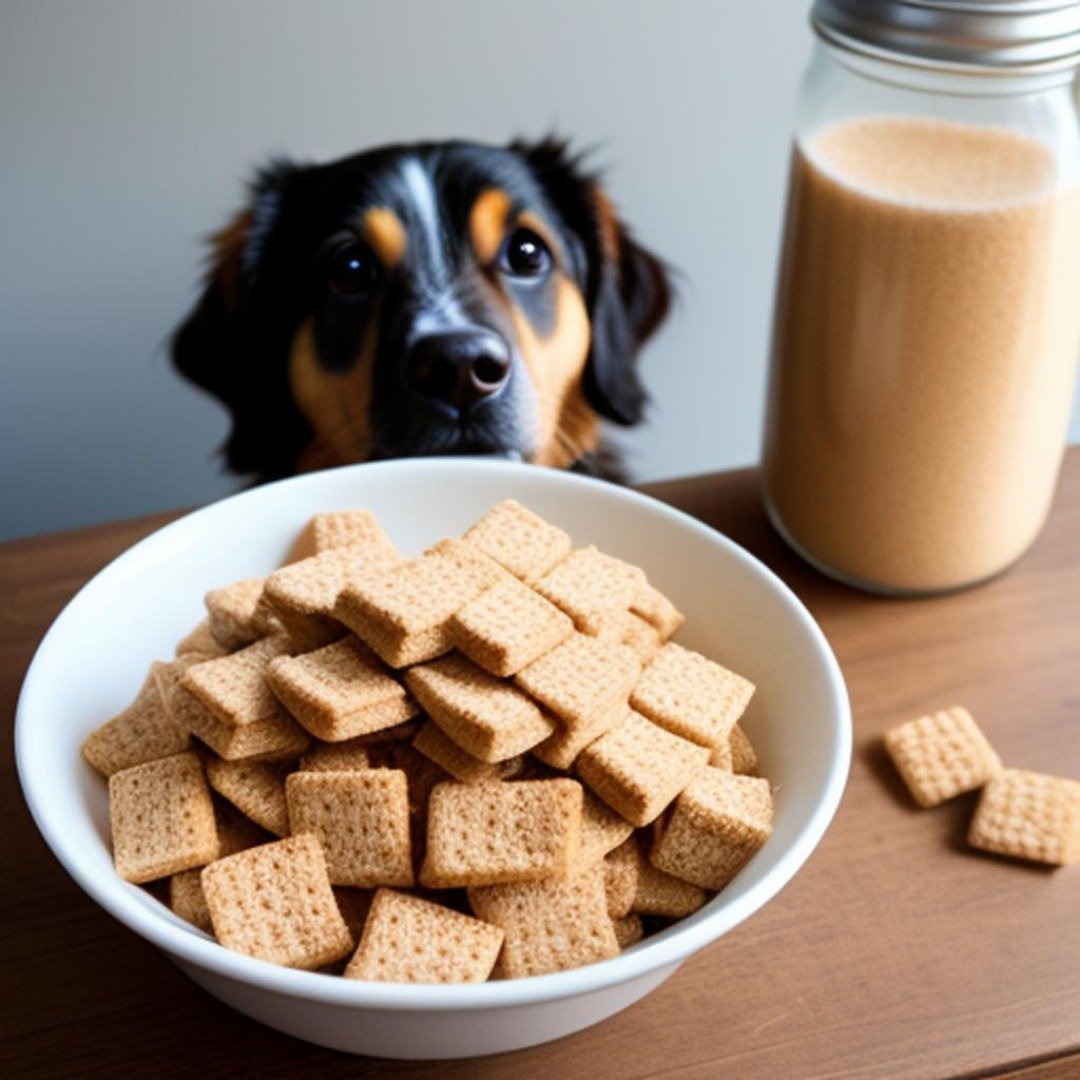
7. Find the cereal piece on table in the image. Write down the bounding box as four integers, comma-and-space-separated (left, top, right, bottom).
532, 701, 628, 771
515, 633, 640, 728
285, 770, 414, 887
578, 791, 635, 868
709, 723, 759, 775
884, 706, 1001, 808
534, 546, 647, 632
612, 913, 644, 949
306, 509, 398, 556
412, 721, 525, 784
420, 779, 583, 888
632, 850, 709, 918
82, 662, 191, 776
343, 888, 504, 983
206, 758, 291, 836
204, 577, 278, 650
967, 768, 1080, 866
450, 576, 574, 676
468, 863, 618, 978
180, 637, 311, 761
109, 751, 219, 884
576, 710, 710, 826
631, 642, 755, 749
405, 654, 555, 762
461, 499, 572, 584
650, 768, 773, 890
333, 887, 375, 946
630, 582, 685, 639
587, 608, 663, 664
201, 833, 353, 970
266, 637, 417, 742
603, 837, 640, 918
175, 619, 230, 659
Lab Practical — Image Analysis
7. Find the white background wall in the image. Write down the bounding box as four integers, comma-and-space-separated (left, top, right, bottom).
2, 0, 1078, 539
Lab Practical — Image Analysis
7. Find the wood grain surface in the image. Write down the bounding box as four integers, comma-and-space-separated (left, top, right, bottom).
2, 453, 1079, 1080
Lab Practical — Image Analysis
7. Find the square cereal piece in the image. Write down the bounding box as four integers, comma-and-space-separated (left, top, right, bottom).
612, 913, 644, 949
884, 706, 1001, 808
533, 702, 628, 771
341, 614, 452, 669
461, 499, 572, 584
515, 632, 640, 728
305, 509, 398, 556
109, 751, 219, 884
266, 637, 417, 742
344, 888, 504, 983
468, 863, 618, 978
285, 770, 414, 887
630, 582, 685, 639
632, 847, 709, 918
631, 642, 755, 749
603, 837, 640, 918
405, 653, 554, 762
82, 662, 190, 776
201, 833, 353, 969
205, 577, 278, 650
206, 758, 291, 836
578, 791, 635, 869
263, 551, 353, 652
412, 721, 525, 784
576, 710, 710, 826
534, 547, 647, 632
175, 619, 230, 659
968, 768, 1080, 866
709, 723, 759, 775
650, 767, 773, 890
588, 608, 664, 664
450, 576, 574, 677
425, 538, 515, 589
420, 779, 583, 888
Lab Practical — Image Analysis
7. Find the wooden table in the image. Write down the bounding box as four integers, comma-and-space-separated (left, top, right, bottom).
3, 453, 1079, 1079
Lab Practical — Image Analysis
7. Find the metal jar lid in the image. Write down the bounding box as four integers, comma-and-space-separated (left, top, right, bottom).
811, 1, 1080, 74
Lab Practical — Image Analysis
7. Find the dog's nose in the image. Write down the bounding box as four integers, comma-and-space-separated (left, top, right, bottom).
406, 331, 511, 413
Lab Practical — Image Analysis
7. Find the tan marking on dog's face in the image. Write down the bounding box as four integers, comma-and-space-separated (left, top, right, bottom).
361, 207, 407, 268
504, 273, 598, 468
288, 317, 377, 469
469, 188, 512, 265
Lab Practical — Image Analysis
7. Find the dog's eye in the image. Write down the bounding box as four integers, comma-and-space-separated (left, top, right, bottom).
324, 242, 377, 297
500, 228, 552, 279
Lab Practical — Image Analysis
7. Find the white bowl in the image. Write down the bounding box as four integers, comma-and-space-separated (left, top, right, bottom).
15, 458, 850, 1059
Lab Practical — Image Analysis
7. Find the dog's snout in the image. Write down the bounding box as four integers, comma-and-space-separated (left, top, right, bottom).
406, 330, 511, 413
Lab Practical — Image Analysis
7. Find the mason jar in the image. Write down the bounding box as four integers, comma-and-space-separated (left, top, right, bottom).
762, 0, 1080, 594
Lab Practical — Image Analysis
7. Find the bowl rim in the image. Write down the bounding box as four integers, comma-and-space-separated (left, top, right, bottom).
15, 457, 851, 1011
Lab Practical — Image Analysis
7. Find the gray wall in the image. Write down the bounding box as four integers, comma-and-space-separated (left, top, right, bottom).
1, 0, 1078, 540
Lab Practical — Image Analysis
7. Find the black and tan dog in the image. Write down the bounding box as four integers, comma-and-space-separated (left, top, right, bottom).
173, 139, 671, 480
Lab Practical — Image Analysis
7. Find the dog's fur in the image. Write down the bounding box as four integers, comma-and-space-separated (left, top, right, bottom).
173, 139, 671, 480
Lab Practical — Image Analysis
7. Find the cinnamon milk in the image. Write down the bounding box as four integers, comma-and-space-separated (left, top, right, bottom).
763, 116, 1080, 593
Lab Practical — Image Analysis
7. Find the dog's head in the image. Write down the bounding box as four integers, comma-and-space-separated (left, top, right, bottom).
173, 139, 671, 479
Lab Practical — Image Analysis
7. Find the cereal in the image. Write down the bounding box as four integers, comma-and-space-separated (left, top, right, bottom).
632, 850, 709, 918
82, 662, 191, 776
532, 701, 628, 771
461, 499, 572, 583
109, 751, 219, 884
631, 642, 755, 749
650, 768, 774, 890
285, 770, 414, 887
884, 706, 1001, 808
968, 768, 1080, 866
204, 577, 278, 650
709, 724, 759, 775
515, 632, 640, 728
201, 833, 353, 969
405, 653, 554, 762
420, 779, 583, 888
305, 508, 398, 556
206, 757, 291, 836
266, 637, 417, 742
630, 582, 685, 638
175, 619, 230, 659
577, 710, 710, 826
603, 838, 640, 918
578, 791, 635, 869
412, 721, 525, 784
588, 608, 663, 664
612, 913, 644, 948
450, 575, 574, 676
468, 863, 618, 977
344, 888, 504, 983
535, 546, 646, 632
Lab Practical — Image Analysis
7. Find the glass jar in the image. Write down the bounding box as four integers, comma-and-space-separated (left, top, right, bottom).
762, 0, 1080, 594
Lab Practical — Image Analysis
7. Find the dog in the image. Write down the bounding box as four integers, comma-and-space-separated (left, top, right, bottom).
172, 138, 671, 481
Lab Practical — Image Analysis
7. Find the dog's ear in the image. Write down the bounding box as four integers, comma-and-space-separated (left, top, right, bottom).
511, 138, 672, 426
171, 158, 302, 476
